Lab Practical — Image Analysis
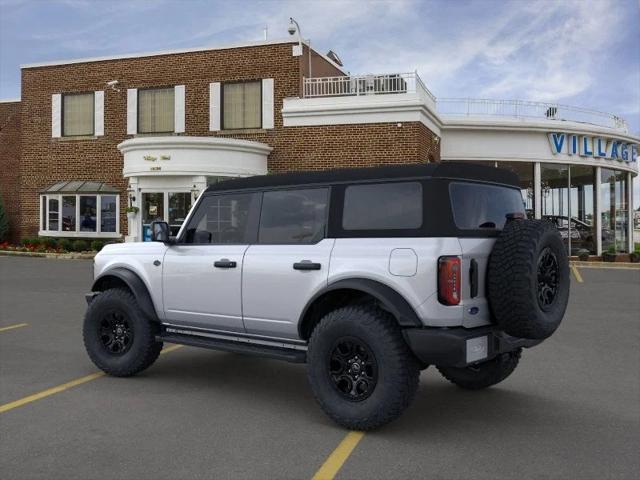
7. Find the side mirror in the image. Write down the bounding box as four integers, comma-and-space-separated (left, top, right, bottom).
151, 221, 170, 243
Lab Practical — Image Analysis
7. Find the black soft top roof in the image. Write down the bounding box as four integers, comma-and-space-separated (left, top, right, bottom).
204, 162, 519, 193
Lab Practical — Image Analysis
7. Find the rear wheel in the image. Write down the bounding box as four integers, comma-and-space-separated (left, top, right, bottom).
307, 305, 420, 430
437, 349, 521, 390
83, 288, 162, 377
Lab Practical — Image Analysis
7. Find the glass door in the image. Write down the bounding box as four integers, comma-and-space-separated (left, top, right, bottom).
541, 164, 571, 253
141, 191, 193, 241
142, 192, 165, 242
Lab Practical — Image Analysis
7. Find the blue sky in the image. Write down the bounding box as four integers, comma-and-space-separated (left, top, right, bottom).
1, 0, 639, 203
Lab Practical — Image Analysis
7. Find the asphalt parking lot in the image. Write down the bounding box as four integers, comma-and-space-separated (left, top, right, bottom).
1, 257, 639, 480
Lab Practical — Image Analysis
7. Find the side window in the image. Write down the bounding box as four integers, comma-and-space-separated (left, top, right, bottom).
259, 188, 329, 244
183, 193, 258, 244
342, 182, 422, 230
449, 182, 525, 230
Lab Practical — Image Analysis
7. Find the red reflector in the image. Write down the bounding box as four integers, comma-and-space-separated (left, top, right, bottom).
438, 256, 461, 306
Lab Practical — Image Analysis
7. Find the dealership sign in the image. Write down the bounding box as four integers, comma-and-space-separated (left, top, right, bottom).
548, 133, 638, 163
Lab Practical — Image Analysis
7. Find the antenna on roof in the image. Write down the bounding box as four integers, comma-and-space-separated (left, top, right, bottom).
263, 25, 268, 40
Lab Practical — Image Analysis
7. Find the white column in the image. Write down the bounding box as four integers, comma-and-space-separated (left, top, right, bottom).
534, 162, 541, 219
595, 167, 602, 256
125, 177, 140, 243
127, 89, 138, 135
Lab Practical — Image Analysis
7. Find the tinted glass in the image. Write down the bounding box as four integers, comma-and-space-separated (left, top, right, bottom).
79, 196, 97, 232
259, 188, 328, 244
184, 193, 258, 244
343, 182, 422, 230
450, 182, 525, 230
101, 195, 117, 233
62, 196, 76, 232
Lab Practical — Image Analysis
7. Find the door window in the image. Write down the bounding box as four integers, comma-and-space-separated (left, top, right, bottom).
258, 188, 329, 244
183, 193, 259, 244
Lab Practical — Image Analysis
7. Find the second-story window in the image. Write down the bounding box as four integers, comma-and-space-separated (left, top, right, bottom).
138, 87, 175, 133
222, 81, 261, 129
63, 92, 94, 136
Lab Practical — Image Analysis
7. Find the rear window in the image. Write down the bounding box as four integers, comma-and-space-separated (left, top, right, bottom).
259, 188, 329, 244
343, 182, 422, 230
450, 182, 525, 230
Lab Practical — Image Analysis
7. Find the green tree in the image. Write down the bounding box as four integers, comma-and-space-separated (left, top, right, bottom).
0, 195, 9, 242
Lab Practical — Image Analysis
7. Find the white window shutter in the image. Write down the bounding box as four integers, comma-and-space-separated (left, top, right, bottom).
174, 85, 185, 133
209, 82, 221, 131
51, 94, 62, 138
94, 91, 104, 136
262, 78, 274, 129
127, 88, 137, 135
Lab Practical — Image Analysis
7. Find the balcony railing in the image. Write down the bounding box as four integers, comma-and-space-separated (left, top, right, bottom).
436, 98, 628, 132
303, 72, 436, 102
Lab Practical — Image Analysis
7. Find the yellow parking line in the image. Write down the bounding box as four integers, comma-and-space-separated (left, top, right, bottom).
0, 344, 184, 415
0, 323, 28, 333
312, 431, 365, 480
571, 265, 584, 283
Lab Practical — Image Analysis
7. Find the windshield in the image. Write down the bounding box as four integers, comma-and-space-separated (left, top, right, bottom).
449, 182, 525, 230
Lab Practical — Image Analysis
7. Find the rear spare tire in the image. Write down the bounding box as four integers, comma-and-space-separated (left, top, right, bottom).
488, 219, 569, 340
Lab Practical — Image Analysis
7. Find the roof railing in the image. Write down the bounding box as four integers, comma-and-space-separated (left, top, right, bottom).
436, 98, 628, 132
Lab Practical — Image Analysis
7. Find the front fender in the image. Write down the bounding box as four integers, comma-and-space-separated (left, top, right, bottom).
91, 267, 159, 322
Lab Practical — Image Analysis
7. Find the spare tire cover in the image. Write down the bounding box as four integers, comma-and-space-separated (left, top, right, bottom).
488, 219, 570, 340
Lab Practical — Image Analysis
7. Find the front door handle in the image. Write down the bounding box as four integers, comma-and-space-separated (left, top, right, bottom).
293, 261, 321, 271
214, 259, 237, 269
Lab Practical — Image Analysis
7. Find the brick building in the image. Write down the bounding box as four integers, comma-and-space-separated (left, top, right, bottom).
0, 37, 637, 254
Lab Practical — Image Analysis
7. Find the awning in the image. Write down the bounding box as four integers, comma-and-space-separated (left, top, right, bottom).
41, 181, 120, 194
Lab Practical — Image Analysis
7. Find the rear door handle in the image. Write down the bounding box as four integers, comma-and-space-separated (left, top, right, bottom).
214, 259, 237, 269
293, 261, 321, 271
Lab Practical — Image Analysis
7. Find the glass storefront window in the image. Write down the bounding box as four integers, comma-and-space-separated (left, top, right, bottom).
498, 162, 535, 218
601, 169, 629, 253
80, 196, 97, 232
101, 195, 117, 233
541, 164, 571, 253
62, 196, 76, 232
569, 166, 596, 254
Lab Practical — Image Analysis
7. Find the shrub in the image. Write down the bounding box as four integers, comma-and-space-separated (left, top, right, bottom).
576, 249, 589, 261
41, 237, 58, 249
0, 195, 8, 242
59, 238, 73, 252
90, 240, 104, 252
72, 239, 89, 252
21, 237, 41, 247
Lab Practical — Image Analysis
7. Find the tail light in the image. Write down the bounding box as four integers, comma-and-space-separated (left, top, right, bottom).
438, 256, 461, 306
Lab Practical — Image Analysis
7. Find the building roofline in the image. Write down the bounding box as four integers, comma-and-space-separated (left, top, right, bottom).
0, 98, 21, 103
19, 37, 346, 73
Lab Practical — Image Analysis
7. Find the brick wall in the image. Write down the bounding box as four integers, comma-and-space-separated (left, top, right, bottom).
0, 101, 21, 242
15, 41, 440, 240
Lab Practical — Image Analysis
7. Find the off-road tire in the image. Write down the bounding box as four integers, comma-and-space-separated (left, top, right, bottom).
83, 288, 163, 377
307, 305, 420, 430
488, 219, 570, 340
437, 349, 522, 390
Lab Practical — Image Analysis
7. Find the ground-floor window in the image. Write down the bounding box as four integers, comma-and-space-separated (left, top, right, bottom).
141, 191, 193, 240
497, 162, 535, 218
40, 192, 120, 237
601, 169, 629, 253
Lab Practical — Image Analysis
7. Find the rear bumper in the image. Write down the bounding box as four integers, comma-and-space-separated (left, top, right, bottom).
403, 325, 542, 368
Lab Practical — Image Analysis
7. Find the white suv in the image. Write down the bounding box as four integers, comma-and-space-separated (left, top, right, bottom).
84, 163, 570, 430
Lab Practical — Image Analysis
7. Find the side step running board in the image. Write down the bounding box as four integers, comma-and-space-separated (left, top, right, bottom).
157, 332, 307, 363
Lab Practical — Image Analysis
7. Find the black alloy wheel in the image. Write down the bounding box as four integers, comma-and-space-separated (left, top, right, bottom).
537, 247, 559, 309
328, 337, 378, 401
99, 310, 134, 355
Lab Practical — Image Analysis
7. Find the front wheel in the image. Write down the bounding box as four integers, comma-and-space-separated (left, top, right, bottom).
437, 349, 522, 390
307, 305, 420, 430
83, 288, 163, 377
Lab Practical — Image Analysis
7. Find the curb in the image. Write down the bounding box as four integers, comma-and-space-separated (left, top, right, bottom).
570, 260, 640, 270
0, 250, 95, 260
